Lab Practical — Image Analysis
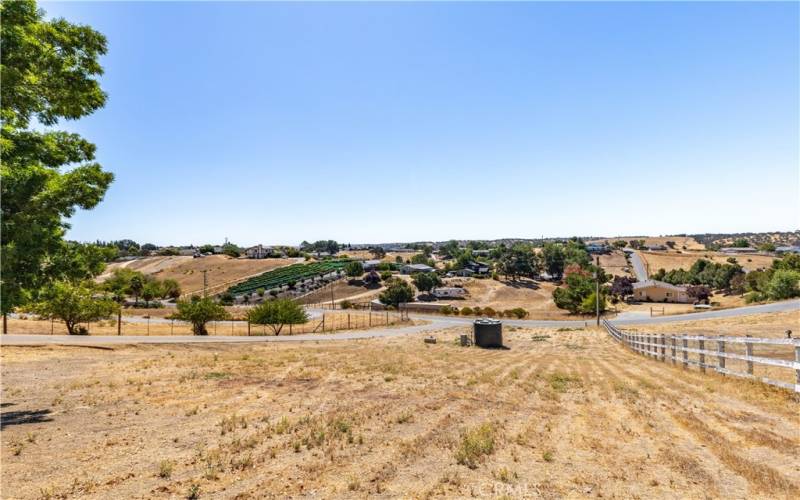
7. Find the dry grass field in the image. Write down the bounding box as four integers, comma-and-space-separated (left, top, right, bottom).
296, 280, 385, 306
99, 256, 296, 297
597, 250, 633, 278
449, 278, 572, 318
638, 250, 775, 274
590, 236, 707, 251
2, 322, 798, 499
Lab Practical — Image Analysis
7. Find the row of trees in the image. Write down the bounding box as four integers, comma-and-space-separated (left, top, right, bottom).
742, 254, 800, 302
172, 296, 308, 336
651, 259, 744, 291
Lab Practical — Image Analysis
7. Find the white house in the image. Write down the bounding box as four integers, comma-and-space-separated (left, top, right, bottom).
432, 287, 467, 299
245, 244, 270, 259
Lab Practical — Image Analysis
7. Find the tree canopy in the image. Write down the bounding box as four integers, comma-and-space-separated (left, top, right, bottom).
379, 278, 415, 307
172, 297, 229, 335
30, 280, 118, 335
411, 272, 442, 295
248, 299, 308, 335
1, 0, 114, 318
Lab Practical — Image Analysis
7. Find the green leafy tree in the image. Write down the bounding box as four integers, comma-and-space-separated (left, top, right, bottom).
30, 280, 118, 335
732, 238, 750, 248
773, 253, 800, 272
222, 243, 240, 258
160, 279, 182, 300
379, 278, 415, 307
198, 244, 215, 254
102, 268, 142, 334
542, 242, 566, 279
410, 253, 434, 266
345, 261, 364, 280
765, 270, 800, 300
411, 272, 443, 295
370, 246, 386, 259
248, 299, 308, 335
173, 297, 229, 335
141, 281, 162, 307
1, 0, 114, 329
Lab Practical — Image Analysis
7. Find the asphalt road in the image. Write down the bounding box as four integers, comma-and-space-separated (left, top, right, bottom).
626, 249, 648, 281
1, 300, 797, 346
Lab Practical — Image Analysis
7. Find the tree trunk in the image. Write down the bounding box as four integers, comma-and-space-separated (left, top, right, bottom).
193, 322, 208, 335
66, 320, 75, 335
117, 309, 122, 335
2, 313, 6, 334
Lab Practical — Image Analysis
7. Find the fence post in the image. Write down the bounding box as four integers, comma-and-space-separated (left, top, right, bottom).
322, 314, 325, 332
247, 320, 251, 337
682, 338, 688, 369
171, 319, 174, 336
660, 334, 666, 362
795, 344, 800, 387
348, 314, 350, 330
745, 335, 753, 375
699, 339, 705, 373
717, 339, 726, 374
670, 336, 676, 364
386, 310, 389, 325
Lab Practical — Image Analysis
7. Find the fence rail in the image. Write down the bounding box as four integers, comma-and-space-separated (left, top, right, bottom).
602, 319, 800, 393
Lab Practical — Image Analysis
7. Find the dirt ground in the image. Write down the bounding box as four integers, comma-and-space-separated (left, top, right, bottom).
2, 322, 798, 499
296, 280, 384, 306
638, 251, 775, 274
99, 256, 296, 297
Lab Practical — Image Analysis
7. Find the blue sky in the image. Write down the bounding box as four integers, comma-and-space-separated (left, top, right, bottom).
43, 1, 799, 246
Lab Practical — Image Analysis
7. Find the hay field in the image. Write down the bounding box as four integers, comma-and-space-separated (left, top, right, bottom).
100, 256, 296, 296
3, 324, 797, 499
597, 250, 633, 277
639, 251, 775, 274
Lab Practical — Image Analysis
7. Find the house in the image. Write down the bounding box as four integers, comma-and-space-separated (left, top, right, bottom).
465, 261, 490, 274
432, 287, 467, 299
361, 259, 382, 270
401, 263, 435, 274
586, 243, 610, 254
644, 244, 667, 251
632, 280, 690, 303
245, 244, 270, 259
720, 247, 757, 254
775, 246, 800, 254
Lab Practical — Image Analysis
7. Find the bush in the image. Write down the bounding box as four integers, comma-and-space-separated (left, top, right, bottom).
472, 307, 483, 316
340, 300, 353, 310
481, 307, 497, 317
460, 306, 474, 316
380, 271, 392, 281
504, 307, 528, 319
455, 423, 495, 469
440, 305, 454, 315
744, 291, 767, 304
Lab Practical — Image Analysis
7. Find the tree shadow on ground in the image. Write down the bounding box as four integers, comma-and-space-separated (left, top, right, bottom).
504, 280, 540, 290
1, 409, 52, 429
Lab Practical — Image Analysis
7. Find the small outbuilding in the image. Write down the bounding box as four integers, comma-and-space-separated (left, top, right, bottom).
401, 263, 435, 274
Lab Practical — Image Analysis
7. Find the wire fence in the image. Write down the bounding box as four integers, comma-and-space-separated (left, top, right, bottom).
5, 309, 409, 337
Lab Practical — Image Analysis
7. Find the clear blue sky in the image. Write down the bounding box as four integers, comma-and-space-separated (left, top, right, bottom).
43, 1, 799, 247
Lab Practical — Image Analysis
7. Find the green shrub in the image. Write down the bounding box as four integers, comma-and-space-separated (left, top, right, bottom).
340, 300, 353, 310
380, 271, 392, 281
504, 308, 528, 319
460, 307, 474, 316
455, 423, 496, 468
440, 305, 453, 315
482, 307, 497, 317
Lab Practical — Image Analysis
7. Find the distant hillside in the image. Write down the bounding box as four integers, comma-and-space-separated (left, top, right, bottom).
690, 231, 800, 248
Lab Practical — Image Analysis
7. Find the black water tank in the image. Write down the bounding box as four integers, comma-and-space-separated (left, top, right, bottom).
473, 318, 503, 348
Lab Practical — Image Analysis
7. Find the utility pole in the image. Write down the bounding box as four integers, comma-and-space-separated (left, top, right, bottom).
595, 256, 600, 326
203, 270, 208, 298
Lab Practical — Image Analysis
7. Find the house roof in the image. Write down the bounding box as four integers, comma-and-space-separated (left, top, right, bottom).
632, 280, 687, 292
404, 263, 434, 271
362, 259, 382, 266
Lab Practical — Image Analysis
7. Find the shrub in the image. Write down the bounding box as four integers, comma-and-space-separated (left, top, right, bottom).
482, 307, 497, 317
380, 271, 392, 281
504, 308, 528, 319
460, 307, 474, 316
455, 423, 496, 468
744, 291, 766, 304
472, 307, 483, 316
440, 305, 453, 315
340, 300, 353, 310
